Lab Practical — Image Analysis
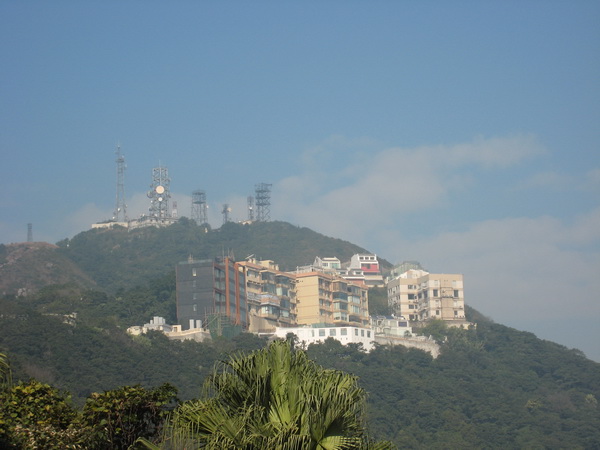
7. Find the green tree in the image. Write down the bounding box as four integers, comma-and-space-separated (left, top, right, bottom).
144, 340, 392, 449
367, 287, 390, 316
78, 383, 177, 449
0, 379, 82, 449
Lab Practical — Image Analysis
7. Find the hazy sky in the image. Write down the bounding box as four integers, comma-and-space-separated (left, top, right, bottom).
2, 2, 599, 361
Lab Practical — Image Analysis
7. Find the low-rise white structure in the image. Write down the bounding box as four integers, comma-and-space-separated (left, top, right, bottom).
273, 325, 376, 351
273, 318, 441, 357
127, 316, 210, 342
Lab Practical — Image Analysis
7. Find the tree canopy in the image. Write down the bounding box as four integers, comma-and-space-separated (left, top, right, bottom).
144, 340, 391, 449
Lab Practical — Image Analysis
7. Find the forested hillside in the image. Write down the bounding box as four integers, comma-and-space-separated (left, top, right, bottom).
0, 242, 96, 296
2, 220, 599, 447
1, 295, 599, 448
53, 219, 384, 293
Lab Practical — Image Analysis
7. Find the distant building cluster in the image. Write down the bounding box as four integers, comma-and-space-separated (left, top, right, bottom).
128, 252, 469, 357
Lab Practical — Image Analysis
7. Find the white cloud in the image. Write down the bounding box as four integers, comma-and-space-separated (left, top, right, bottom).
448, 134, 544, 168
273, 133, 544, 245
518, 167, 600, 192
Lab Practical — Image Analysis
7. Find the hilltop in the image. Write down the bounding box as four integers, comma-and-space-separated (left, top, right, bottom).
1, 219, 388, 296
0, 242, 96, 296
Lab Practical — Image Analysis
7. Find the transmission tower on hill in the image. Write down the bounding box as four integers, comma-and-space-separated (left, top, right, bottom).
147, 164, 171, 221
222, 204, 231, 224
113, 145, 127, 222
255, 183, 272, 222
247, 196, 255, 222
192, 190, 208, 225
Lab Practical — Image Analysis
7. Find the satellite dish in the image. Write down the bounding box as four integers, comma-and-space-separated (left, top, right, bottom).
155, 185, 165, 194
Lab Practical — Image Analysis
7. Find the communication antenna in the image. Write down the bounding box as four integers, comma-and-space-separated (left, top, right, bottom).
255, 183, 272, 222
113, 144, 127, 222
247, 196, 255, 222
172, 201, 178, 219
147, 164, 171, 221
222, 204, 231, 224
191, 190, 208, 225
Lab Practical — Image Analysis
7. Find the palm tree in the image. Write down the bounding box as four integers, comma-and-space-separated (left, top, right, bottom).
142, 340, 392, 449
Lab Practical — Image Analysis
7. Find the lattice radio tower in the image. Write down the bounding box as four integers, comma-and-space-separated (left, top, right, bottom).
222, 204, 231, 224
255, 183, 272, 222
191, 190, 208, 225
113, 145, 127, 222
147, 164, 171, 220
247, 196, 255, 222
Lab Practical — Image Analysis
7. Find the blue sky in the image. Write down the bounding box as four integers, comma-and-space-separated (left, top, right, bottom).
2, 2, 599, 360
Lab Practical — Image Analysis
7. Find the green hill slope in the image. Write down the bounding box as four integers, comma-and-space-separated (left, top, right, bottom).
56, 219, 386, 292
1, 296, 598, 448
0, 242, 96, 296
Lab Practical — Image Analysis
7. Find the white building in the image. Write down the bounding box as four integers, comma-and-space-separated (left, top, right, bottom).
127, 316, 210, 342
346, 254, 384, 287
273, 326, 376, 351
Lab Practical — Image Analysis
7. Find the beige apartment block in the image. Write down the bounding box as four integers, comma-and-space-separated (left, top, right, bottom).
238, 259, 297, 333
295, 271, 369, 327
387, 269, 466, 324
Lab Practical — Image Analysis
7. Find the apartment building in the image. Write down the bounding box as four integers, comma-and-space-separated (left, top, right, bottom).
313, 256, 341, 271
387, 269, 466, 324
295, 271, 369, 327
238, 259, 297, 333
175, 257, 248, 330
340, 253, 384, 287
311, 253, 384, 287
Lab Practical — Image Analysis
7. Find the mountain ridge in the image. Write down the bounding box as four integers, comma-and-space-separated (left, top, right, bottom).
3, 219, 391, 295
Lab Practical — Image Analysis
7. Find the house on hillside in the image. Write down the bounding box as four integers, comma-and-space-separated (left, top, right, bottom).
387, 267, 468, 327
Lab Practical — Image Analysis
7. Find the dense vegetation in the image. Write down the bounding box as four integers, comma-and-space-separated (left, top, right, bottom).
308, 326, 600, 448
139, 340, 392, 449
2, 294, 599, 448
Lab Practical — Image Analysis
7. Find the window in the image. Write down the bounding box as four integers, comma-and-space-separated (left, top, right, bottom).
193, 304, 197, 312
454, 290, 459, 298
329, 329, 336, 336
355, 329, 358, 336
192, 268, 197, 277
433, 289, 439, 297
341, 328, 347, 336
436, 310, 440, 315
361, 329, 364, 337
319, 329, 325, 337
